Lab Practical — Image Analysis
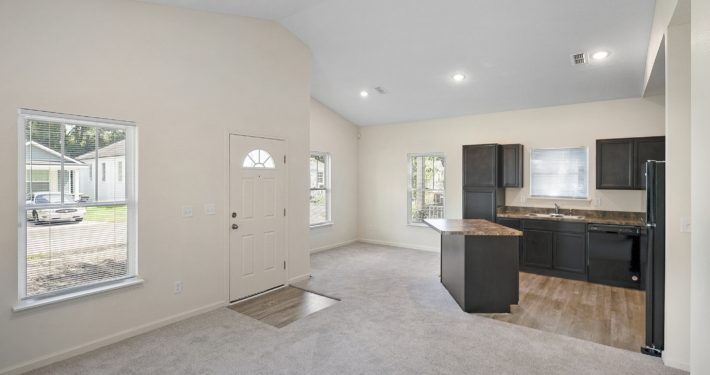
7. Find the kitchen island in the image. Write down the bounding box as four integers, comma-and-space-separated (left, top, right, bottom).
424, 219, 523, 313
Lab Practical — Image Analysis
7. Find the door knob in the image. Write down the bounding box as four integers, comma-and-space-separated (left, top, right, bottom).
232, 224, 239, 230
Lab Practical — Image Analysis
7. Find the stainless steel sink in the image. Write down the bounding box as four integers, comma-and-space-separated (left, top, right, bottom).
526, 213, 585, 220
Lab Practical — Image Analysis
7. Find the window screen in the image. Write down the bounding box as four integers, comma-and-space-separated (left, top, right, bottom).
408, 154, 445, 224
530, 147, 588, 199
309, 152, 331, 226
21, 110, 136, 299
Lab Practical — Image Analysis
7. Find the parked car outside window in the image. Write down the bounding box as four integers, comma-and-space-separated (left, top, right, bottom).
26, 192, 86, 223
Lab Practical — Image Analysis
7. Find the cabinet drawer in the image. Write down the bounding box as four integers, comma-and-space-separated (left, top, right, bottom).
522, 219, 586, 234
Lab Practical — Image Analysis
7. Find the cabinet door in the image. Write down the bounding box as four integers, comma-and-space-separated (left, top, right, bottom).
463, 189, 496, 220
523, 229, 553, 269
501, 144, 523, 188
463, 144, 498, 188
553, 232, 586, 274
635, 137, 665, 189
596, 139, 634, 189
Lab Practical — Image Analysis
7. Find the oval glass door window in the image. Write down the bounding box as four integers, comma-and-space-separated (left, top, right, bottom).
243, 149, 275, 168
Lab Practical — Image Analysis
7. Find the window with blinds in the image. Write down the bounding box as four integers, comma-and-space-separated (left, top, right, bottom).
408, 153, 445, 224
309, 152, 331, 226
19, 109, 137, 299
530, 147, 588, 199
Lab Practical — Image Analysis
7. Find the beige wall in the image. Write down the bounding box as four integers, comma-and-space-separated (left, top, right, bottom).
0, 1, 311, 373
309, 99, 359, 252
691, 0, 710, 372
663, 21, 691, 371
645, 0, 679, 90
358, 97, 664, 251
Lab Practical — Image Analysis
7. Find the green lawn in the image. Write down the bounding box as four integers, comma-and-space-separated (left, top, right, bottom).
85, 205, 128, 222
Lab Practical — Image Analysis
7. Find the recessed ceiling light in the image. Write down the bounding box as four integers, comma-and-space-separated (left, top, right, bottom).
591, 51, 610, 60
360, 90, 369, 98
452, 73, 466, 82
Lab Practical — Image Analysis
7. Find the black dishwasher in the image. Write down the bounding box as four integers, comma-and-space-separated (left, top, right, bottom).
587, 224, 646, 290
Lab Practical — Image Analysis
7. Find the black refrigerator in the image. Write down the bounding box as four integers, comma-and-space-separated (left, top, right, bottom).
642, 160, 665, 357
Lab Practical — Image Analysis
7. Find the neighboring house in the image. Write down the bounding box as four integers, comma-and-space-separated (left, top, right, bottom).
25, 141, 88, 198
77, 140, 126, 201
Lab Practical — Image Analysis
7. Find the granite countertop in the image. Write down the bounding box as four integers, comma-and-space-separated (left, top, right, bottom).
423, 219, 523, 236
496, 206, 646, 226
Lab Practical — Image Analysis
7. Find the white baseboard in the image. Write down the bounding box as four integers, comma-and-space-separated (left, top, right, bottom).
288, 273, 311, 284
310, 239, 358, 254
662, 356, 690, 372
358, 238, 439, 252
0, 301, 226, 375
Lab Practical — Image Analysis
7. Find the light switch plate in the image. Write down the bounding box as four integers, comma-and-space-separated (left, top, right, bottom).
182, 206, 193, 218
204, 204, 216, 215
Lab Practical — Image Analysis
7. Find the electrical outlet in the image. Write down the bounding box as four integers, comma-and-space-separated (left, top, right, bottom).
204, 203, 216, 215
593, 197, 602, 207
174, 281, 183, 294
182, 206, 193, 218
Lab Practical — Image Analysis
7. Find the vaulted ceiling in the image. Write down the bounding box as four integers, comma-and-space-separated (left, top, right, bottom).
141, 0, 657, 126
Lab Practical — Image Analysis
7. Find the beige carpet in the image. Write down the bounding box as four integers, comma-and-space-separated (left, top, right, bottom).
29, 242, 685, 375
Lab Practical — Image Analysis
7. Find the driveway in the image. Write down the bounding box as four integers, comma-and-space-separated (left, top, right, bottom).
25, 220, 128, 296
27, 220, 127, 256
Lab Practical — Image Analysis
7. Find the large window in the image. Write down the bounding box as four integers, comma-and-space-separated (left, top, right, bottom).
408, 153, 445, 224
530, 147, 589, 199
18, 109, 137, 305
309, 152, 331, 227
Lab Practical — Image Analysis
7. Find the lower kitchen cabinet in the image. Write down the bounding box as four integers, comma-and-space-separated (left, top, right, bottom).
522, 229, 553, 268
553, 232, 586, 273
521, 219, 587, 280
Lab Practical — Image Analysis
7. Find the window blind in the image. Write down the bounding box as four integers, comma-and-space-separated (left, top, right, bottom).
22, 112, 135, 298
530, 147, 588, 199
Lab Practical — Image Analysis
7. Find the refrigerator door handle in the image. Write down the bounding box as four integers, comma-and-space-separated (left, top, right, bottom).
645, 161, 655, 225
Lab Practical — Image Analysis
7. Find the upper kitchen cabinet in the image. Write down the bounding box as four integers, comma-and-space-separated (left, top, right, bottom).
596, 136, 665, 190
634, 137, 665, 189
501, 144, 524, 188
463, 144, 499, 187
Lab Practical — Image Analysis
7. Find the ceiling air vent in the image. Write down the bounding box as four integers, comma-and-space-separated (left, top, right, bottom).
571, 52, 587, 65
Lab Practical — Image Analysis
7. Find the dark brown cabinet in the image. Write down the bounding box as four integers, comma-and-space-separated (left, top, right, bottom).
553, 232, 586, 273
501, 144, 524, 188
596, 136, 665, 190
463, 144, 499, 188
521, 219, 587, 280
462, 144, 505, 220
635, 137, 665, 189
523, 229, 553, 268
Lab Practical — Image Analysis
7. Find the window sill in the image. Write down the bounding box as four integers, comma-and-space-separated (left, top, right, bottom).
310, 222, 333, 229
408, 223, 430, 227
13, 277, 144, 312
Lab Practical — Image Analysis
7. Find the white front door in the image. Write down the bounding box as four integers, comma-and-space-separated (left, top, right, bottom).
229, 135, 287, 301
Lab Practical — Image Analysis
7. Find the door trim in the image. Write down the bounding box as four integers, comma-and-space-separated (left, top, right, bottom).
226, 132, 289, 303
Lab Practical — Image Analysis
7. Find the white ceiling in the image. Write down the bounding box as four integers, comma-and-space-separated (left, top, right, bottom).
141, 0, 657, 126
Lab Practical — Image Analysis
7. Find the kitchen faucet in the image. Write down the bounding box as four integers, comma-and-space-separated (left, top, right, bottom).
554, 203, 561, 215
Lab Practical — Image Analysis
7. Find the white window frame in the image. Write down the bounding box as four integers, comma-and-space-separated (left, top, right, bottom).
407, 153, 446, 226
15, 109, 141, 311
529, 146, 590, 200
309, 151, 332, 228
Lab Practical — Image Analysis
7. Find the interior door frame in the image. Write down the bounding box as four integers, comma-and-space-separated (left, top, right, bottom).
225, 132, 289, 303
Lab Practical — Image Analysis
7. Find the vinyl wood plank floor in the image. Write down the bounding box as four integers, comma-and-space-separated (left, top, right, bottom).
482, 272, 645, 352
229, 286, 339, 328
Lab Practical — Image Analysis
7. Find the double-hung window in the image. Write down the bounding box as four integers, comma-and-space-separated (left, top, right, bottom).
408, 153, 446, 224
530, 147, 589, 199
309, 152, 331, 227
18, 109, 138, 309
